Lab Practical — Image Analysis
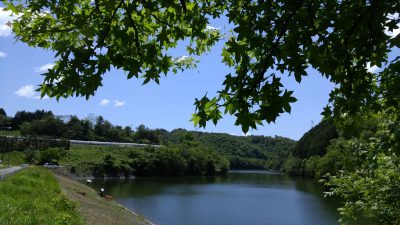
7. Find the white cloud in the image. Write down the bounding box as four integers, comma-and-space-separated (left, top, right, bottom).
366, 62, 382, 74
385, 13, 400, 38
99, 99, 126, 107
174, 55, 189, 63
114, 100, 126, 107
100, 99, 110, 106
0, 7, 18, 37
205, 25, 221, 31
391, 27, 400, 37
15, 84, 49, 100
15, 85, 36, 98
0, 51, 6, 58
35, 63, 55, 73
385, 26, 400, 38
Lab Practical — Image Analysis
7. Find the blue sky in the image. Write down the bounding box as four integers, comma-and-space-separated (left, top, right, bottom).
0, 7, 339, 140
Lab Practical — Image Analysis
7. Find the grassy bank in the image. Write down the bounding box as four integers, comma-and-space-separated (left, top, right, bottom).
53, 171, 153, 225
0, 167, 84, 225
0, 166, 153, 225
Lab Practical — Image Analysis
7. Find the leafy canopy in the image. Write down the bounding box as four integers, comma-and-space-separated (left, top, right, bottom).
2, 0, 400, 132
324, 112, 400, 224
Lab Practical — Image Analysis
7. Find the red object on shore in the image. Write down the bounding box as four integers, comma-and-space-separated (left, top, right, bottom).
104, 195, 113, 200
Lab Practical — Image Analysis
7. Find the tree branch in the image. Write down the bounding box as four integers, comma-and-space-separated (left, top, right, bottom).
122, 1, 141, 48
94, 0, 124, 50
252, 0, 305, 90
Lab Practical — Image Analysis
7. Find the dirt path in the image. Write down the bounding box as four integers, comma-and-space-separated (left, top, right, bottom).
53, 172, 154, 225
0, 166, 24, 180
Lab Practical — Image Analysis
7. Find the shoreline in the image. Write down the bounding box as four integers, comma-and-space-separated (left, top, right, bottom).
58, 166, 276, 180
52, 169, 154, 225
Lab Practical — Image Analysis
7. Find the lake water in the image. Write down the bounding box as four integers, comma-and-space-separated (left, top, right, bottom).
91, 170, 343, 225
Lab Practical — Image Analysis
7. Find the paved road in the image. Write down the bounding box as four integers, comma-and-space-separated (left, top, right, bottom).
0, 166, 24, 180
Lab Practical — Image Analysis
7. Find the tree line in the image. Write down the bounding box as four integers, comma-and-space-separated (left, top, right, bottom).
160, 129, 296, 171
0, 107, 230, 176
0, 107, 296, 172
0, 108, 162, 144
68, 145, 230, 178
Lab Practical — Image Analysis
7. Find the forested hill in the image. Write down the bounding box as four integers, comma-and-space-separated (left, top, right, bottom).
1, 108, 296, 171
283, 120, 339, 176
292, 120, 338, 159
161, 129, 296, 170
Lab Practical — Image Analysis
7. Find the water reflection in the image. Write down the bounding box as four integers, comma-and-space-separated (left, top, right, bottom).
91, 170, 344, 225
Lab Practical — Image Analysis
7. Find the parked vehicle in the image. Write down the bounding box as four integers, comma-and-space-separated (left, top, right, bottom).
43, 163, 58, 169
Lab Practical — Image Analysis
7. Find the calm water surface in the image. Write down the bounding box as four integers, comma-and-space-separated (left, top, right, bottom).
92, 170, 342, 225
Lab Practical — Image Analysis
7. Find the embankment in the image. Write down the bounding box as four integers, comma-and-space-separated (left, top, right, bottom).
52, 170, 154, 225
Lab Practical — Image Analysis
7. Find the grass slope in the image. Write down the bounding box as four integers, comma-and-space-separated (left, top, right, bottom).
53, 171, 153, 225
0, 167, 84, 225
60, 145, 131, 176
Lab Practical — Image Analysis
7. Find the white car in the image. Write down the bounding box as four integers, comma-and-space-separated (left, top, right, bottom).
43, 163, 59, 169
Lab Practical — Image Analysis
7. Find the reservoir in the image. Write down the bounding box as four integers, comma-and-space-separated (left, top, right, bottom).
92, 170, 342, 225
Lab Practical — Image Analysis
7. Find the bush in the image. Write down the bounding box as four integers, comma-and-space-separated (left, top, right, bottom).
0, 151, 25, 166
0, 136, 70, 152
39, 148, 67, 164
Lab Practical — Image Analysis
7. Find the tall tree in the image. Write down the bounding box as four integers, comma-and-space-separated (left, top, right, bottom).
0, 108, 6, 117
134, 124, 159, 144
0, 108, 7, 128
20, 116, 66, 137
3, 1, 399, 132
11, 110, 54, 129
65, 116, 84, 139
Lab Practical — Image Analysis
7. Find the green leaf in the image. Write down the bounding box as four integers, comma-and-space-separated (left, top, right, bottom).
190, 114, 201, 127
